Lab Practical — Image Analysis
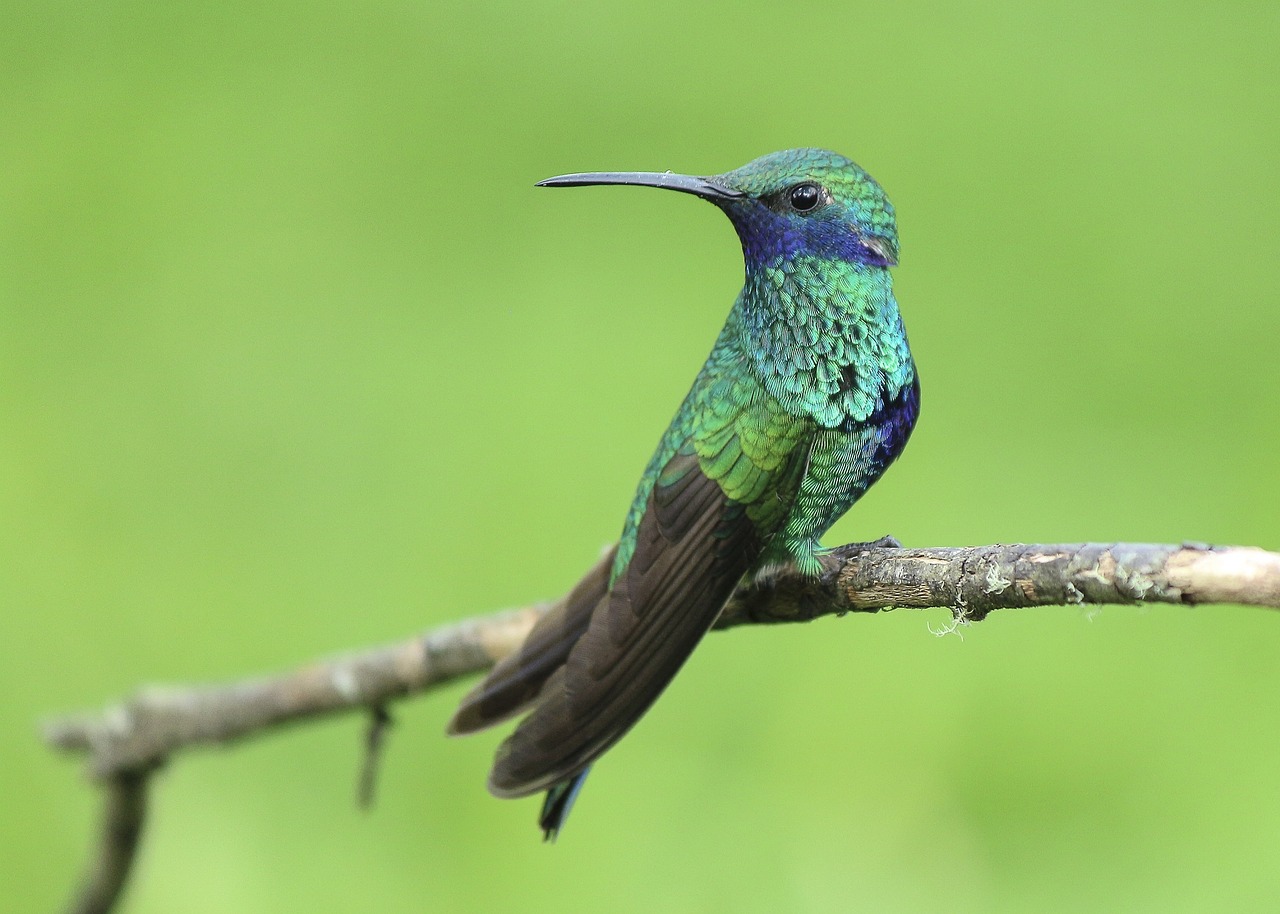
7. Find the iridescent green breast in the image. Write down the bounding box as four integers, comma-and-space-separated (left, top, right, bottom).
741, 255, 914, 428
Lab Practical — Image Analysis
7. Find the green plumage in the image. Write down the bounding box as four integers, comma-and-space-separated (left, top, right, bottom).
449, 149, 920, 837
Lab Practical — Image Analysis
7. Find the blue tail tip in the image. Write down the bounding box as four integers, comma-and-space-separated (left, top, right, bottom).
539, 768, 591, 842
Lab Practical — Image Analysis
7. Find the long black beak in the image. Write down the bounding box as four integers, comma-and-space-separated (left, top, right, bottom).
536, 171, 745, 202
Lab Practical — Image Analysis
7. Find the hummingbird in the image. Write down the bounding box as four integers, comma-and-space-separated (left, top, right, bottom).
448, 148, 919, 839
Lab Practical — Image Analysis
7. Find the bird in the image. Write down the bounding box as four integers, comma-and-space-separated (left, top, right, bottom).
447, 148, 919, 839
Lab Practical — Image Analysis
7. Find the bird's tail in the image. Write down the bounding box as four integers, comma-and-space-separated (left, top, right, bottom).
447, 547, 615, 735
539, 768, 592, 841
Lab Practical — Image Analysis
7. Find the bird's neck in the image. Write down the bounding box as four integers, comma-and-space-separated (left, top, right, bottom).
736, 254, 914, 427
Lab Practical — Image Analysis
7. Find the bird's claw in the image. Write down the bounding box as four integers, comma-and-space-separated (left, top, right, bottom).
865, 534, 902, 550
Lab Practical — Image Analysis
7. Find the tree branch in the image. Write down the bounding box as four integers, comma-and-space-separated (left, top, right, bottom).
63, 769, 152, 914
716, 540, 1280, 626
44, 541, 1280, 914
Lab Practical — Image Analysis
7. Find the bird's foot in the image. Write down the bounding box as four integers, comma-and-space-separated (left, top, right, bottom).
817, 534, 902, 556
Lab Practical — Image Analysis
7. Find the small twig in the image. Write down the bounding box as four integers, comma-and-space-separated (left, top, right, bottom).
43, 541, 1280, 914
65, 768, 152, 914
357, 705, 394, 810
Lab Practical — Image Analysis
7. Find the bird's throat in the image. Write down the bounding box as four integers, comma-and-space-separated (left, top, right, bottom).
738, 255, 913, 428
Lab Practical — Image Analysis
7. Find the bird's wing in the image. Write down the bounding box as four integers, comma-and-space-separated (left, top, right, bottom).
447, 546, 615, 736
486, 374, 812, 798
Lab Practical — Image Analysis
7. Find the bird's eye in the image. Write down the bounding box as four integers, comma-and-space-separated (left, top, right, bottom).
788, 183, 822, 213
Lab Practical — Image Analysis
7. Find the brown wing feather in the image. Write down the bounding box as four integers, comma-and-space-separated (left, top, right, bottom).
447, 546, 616, 736
487, 451, 764, 798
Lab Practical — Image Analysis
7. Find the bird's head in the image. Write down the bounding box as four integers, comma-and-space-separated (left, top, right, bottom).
538, 147, 898, 268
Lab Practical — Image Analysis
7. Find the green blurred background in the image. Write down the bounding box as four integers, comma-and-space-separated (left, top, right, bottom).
4, 1, 1279, 911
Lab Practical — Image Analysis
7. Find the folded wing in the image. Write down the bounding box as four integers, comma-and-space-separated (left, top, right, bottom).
487, 448, 765, 797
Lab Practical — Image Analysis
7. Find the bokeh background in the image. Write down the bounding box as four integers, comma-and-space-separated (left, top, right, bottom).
4, 2, 1279, 911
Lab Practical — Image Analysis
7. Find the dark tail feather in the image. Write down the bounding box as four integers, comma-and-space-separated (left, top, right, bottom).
540, 768, 592, 842
448, 547, 615, 736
